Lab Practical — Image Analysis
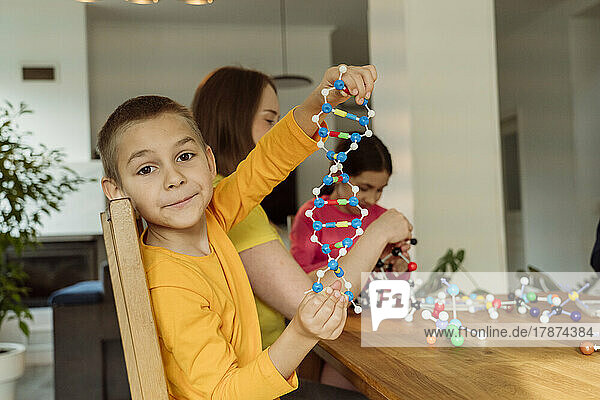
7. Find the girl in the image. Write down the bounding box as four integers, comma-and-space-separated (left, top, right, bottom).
291, 135, 409, 277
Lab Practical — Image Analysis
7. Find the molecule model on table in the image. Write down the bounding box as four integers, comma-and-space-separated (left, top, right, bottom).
421, 278, 485, 346
484, 277, 540, 320
304, 65, 417, 314
539, 282, 589, 323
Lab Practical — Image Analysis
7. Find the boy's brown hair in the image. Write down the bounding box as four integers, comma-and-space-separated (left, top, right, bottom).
97, 95, 205, 186
191, 66, 276, 176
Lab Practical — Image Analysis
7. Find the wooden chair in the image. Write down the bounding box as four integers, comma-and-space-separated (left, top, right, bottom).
100, 198, 169, 400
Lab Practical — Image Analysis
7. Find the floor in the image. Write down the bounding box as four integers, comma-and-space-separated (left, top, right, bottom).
15, 365, 54, 400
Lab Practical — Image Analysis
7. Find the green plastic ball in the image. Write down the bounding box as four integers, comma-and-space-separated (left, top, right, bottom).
451, 335, 465, 347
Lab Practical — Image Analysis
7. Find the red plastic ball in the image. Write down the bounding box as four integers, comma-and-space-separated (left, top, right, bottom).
434, 302, 444, 311
408, 262, 418, 271
492, 299, 502, 309
432, 310, 440, 318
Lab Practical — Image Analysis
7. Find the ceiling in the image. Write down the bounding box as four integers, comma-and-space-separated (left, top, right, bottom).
85, 0, 370, 65
86, 0, 366, 30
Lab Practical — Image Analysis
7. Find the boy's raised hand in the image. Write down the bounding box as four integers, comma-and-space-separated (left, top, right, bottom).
292, 280, 348, 341
319, 64, 378, 107
294, 64, 378, 136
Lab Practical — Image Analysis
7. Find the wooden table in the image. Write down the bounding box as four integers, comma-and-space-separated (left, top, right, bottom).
315, 311, 600, 400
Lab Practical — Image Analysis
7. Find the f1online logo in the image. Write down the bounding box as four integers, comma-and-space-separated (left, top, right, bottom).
369, 279, 411, 331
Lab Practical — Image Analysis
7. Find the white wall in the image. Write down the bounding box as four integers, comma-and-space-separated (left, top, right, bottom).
87, 18, 333, 207
370, 0, 507, 273
569, 15, 600, 270
1, 0, 106, 236
0, 0, 90, 162
496, 0, 599, 271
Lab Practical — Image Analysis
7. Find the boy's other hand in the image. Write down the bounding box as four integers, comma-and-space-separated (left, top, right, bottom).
292, 280, 348, 341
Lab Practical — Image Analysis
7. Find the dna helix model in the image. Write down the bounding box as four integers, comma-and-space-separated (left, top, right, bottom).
303, 65, 417, 313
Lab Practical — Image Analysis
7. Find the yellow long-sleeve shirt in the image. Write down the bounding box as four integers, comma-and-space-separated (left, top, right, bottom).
140, 109, 318, 399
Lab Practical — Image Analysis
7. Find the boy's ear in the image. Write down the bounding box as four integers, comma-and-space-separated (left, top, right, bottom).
101, 177, 126, 200
205, 146, 217, 178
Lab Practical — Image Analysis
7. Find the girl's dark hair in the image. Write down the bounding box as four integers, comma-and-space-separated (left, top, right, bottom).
191, 66, 277, 176
321, 134, 392, 195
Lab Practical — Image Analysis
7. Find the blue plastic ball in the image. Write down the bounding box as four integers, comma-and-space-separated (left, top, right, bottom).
426, 296, 435, 305
571, 311, 582, 322
336, 152, 347, 162
328, 259, 338, 270
349, 197, 359, 207
318, 127, 329, 138
351, 218, 362, 228
312, 221, 323, 231
342, 238, 353, 248
469, 293, 477, 300
323, 175, 333, 185
359, 116, 369, 126
322, 103, 332, 113
345, 291, 354, 302
326, 150, 335, 161
350, 132, 362, 143
312, 282, 323, 293
314, 198, 325, 208
447, 284, 459, 297
341, 173, 350, 183
335, 267, 344, 277
449, 319, 462, 327
334, 79, 345, 90
321, 244, 331, 254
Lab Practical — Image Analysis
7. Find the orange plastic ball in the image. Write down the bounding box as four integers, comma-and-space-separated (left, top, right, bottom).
426, 336, 437, 345
580, 342, 595, 356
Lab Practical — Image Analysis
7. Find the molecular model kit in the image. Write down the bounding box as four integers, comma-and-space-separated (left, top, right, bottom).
304, 65, 417, 313
483, 277, 588, 323
400, 275, 598, 347
418, 278, 486, 346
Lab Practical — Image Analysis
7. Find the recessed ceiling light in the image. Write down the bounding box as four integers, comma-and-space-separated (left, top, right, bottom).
125, 0, 159, 4
183, 0, 213, 5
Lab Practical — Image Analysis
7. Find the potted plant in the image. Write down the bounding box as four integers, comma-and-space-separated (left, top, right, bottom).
415, 249, 486, 298
0, 101, 88, 399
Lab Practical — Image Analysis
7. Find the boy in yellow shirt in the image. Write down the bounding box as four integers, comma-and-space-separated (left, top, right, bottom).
97, 65, 408, 399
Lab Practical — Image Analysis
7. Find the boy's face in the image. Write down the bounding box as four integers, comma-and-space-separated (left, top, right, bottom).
102, 113, 216, 230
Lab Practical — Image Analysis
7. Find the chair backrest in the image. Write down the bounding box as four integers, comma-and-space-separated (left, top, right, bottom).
100, 198, 169, 400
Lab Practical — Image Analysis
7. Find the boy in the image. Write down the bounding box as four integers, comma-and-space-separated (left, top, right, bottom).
97, 66, 382, 399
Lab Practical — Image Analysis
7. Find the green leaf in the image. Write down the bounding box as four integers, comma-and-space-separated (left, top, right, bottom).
18, 320, 30, 337
456, 249, 465, 263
